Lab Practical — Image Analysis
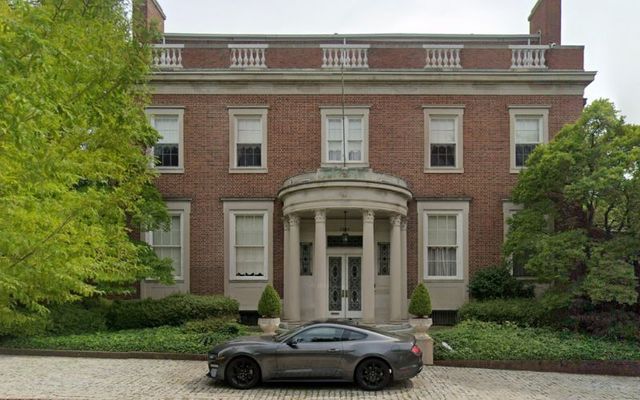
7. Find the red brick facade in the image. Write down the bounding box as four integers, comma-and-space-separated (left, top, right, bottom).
144, 0, 593, 310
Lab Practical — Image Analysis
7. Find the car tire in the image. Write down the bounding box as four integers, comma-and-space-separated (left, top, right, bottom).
225, 356, 261, 389
354, 358, 392, 391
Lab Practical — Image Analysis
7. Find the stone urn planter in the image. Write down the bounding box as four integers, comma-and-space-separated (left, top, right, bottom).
257, 284, 282, 336
409, 317, 433, 340
408, 283, 434, 365
258, 317, 281, 336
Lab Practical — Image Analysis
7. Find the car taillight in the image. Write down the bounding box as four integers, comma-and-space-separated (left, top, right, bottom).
411, 344, 422, 356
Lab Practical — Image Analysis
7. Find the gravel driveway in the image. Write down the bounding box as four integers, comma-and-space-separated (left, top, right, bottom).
0, 355, 638, 399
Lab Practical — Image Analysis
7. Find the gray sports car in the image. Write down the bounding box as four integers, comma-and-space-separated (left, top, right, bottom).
207, 320, 423, 390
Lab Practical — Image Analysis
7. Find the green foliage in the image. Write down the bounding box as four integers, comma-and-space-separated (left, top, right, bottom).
408, 283, 432, 317
468, 266, 534, 300
257, 285, 281, 318
458, 298, 548, 327
181, 317, 243, 336
106, 294, 239, 330
45, 298, 111, 336
504, 99, 640, 307
431, 320, 640, 361
0, 1, 172, 330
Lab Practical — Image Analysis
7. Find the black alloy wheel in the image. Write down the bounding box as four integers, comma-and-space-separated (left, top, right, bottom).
225, 357, 261, 389
355, 358, 392, 390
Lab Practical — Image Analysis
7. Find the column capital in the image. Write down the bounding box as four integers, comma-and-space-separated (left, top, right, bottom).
390, 214, 402, 227
362, 209, 375, 223
288, 214, 300, 227
401, 217, 408, 231
283, 217, 290, 231
314, 209, 326, 223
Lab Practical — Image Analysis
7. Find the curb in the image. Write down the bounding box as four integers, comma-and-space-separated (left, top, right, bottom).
434, 359, 640, 377
0, 347, 206, 361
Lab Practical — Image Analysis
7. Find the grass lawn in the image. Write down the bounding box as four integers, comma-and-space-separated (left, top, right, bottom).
2, 320, 639, 361
431, 320, 640, 361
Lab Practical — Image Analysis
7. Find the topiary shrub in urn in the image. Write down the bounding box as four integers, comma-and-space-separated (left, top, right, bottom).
257, 284, 281, 335
408, 283, 433, 339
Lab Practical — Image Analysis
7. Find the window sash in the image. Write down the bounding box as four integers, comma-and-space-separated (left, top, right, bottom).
430, 117, 457, 144
325, 116, 363, 163
515, 117, 542, 144
425, 213, 462, 279
235, 116, 264, 167
153, 115, 179, 144
149, 214, 183, 279
231, 212, 268, 280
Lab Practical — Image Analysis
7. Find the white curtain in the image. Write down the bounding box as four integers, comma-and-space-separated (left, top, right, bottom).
427, 215, 457, 277
235, 215, 265, 276
430, 117, 456, 144
237, 117, 262, 144
515, 117, 541, 144
154, 115, 179, 144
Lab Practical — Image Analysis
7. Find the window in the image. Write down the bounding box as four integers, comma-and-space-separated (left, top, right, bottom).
426, 215, 460, 278
342, 329, 367, 341
229, 108, 268, 173
231, 213, 268, 279
300, 242, 312, 276
509, 107, 549, 172
147, 108, 184, 172
294, 327, 344, 343
321, 107, 369, 166
424, 107, 464, 173
377, 242, 390, 275
147, 213, 184, 279
502, 202, 533, 278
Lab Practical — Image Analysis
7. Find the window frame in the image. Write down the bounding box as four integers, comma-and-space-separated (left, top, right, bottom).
423, 210, 464, 280
320, 107, 370, 167
509, 107, 549, 173
423, 106, 464, 173
228, 107, 268, 173
502, 201, 535, 279
146, 107, 185, 173
229, 210, 269, 281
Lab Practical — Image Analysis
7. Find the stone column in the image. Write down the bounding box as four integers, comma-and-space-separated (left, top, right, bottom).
313, 210, 328, 319
389, 214, 403, 321
284, 214, 301, 321
361, 209, 376, 324
283, 217, 290, 317
401, 217, 408, 319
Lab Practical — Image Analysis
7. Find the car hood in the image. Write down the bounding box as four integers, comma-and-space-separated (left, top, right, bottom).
210, 335, 275, 353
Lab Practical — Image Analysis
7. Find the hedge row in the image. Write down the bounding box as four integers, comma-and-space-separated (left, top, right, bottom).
458, 298, 549, 327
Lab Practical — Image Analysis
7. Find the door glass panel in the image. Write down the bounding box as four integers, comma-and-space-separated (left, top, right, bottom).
347, 257, 362, 311
328, 257, 342, 312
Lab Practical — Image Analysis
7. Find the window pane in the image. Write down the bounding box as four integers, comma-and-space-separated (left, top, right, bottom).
430, 144, 455, 167
296, 327, 344, 343
300, 242, 312, 276
236, 215, 264, 246
237, 144, 262, 167
152, 216, 181, 246
328, 119, 343, 140
154, 143, 179, 167
347, 140, 362, 161
348, 118, 362, 140
235, 247, 264, 276
154, 247, 182, 277
378, 242, 390, 275
515, 143, 537, 167
328, 141, 342, 161
427, 247, 457, 277
430, 117, 456, 143
515, 118, 541, 143
154, 115, 179, 144
237, 118, 262, 144
427, 215, 457, 246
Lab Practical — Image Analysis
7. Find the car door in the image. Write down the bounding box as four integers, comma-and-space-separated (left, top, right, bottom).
275, 326, 344, 379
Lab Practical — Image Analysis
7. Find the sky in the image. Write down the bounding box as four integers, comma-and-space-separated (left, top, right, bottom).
158, 0, 640, 123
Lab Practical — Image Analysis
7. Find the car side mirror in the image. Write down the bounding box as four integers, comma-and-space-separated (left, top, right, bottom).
286, 338, 299, 348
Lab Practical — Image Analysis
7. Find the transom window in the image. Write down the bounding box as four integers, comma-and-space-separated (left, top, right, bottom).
424, 107, 464, 173
229, 108, 268, 173
509, 107, 549, 173
321, 108, 369, 167
231, 212, 268, 279
149, 214, 183, 279
425, 213, 462, 279
147, 108, 184, 172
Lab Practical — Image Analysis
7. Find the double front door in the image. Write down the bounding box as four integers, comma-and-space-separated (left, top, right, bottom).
327, 253, 362, 319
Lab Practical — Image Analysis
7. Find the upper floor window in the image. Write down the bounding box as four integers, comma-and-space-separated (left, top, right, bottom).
509, 107, 549, 173
147, 108, 184, 173
320, 107, 369, 167
424, 107, 464, 173
229, 107, 268, 173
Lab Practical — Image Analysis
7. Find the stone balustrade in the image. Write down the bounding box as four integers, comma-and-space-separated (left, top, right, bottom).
151, 44, 183, 69
423, 45, 463, 69
321, 44, 370, 68
229, 44, 268, 68
510, 45, 548, 69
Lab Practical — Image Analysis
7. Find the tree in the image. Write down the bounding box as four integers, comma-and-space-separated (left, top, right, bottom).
0, 0, 172, 334
504, 100, 640, 310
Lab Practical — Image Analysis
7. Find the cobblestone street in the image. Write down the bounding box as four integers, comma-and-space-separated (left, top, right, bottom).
0, 355, 638, 400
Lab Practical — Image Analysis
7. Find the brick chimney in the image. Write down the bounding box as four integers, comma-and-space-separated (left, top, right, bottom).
137, 0, 166, 33
528, 0, 561, 45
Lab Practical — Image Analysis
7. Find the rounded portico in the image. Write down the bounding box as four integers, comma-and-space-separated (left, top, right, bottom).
277, 168, 412, 323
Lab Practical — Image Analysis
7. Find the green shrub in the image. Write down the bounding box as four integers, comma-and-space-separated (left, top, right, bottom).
181, 317, 242, 336
408, 283, 432, 317
431, 320, 640, 361
106, 294, 239, 330
257, 285, 281, 318
45, 298, 111, 335
468, 266, 534, 300
458, 298, 547, 327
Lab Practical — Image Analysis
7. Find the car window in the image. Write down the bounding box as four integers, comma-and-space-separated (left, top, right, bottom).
294, 327, 344, 343
343, 329, 367, 341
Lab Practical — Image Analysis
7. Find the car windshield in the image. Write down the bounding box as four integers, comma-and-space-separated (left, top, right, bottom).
273, 322, 314, 342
